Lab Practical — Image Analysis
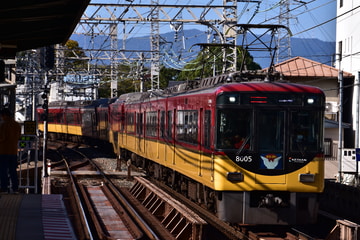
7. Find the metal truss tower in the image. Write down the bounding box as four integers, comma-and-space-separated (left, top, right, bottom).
70, 3, 249, 91
150, 0, 160, 90
110, 23, 118, 97
223, 0, 238, 73
277, 0, 291, 63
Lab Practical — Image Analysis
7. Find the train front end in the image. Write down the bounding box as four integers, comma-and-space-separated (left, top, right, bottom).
213, 82, 325, 225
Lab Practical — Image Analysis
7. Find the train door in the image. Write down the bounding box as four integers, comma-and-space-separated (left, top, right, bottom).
256, 109, 286, 183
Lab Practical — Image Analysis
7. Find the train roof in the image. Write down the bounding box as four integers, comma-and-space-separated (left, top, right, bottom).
117, 71, 324, 104
213, 82, 324, 94
48, 98, 111, 108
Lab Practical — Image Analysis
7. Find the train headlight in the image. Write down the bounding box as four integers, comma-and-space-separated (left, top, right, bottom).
307, 98, 315, 104
227, 172, 244, 182
299, 173, 315, 183
229, 96, 236, 103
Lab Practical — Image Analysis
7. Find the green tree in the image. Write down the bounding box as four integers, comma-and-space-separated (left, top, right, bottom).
177, 46, 261, 81
64, 39, 88, 73
159, 66, 181, 88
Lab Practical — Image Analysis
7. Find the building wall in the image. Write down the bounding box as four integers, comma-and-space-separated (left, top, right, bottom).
336, 0, 360, 73
336, 0, 360, 147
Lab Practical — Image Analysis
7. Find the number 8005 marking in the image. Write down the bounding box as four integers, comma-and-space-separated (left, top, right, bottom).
235, 156, 252, 162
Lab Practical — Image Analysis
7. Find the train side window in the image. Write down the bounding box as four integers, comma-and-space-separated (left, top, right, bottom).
160, 111, 165, 139
167, 110, 173, 140
120, 109, 124, 132
76, 112, 81, 125
48, 112, 54, 123
145, 111, 157, 137
177, 110, 198, 145
57, 112, 63, 123
67, 113, 74, 124
126, 112, 135, 134
137, 112, 143, 136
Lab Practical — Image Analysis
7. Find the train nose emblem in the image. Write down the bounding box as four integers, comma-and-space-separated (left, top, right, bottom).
260, 153, 282, 169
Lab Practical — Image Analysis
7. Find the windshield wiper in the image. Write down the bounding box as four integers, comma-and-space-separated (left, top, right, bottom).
236, 136, 250, 155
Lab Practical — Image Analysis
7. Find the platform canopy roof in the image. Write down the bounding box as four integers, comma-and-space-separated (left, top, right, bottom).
0, 0, 89, 58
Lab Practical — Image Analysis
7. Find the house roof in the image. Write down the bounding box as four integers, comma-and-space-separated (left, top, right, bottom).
0, 0, 89, 58
272, 56, 353, 78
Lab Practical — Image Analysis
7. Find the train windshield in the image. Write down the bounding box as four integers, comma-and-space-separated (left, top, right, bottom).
216, 108, 322, 153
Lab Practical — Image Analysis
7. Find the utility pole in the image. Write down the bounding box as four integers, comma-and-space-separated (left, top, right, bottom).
337, 41, 343, 183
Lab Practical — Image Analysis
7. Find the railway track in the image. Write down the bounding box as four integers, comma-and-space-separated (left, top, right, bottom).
49, 146, 159, 240
45, 143, 357, 240
51, 145, 213, 239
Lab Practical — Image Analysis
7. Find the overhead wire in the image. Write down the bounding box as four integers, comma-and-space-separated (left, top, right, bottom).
84, 0, 339, 74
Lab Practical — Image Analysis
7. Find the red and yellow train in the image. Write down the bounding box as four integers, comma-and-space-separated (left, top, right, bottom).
38, 72, 325, 225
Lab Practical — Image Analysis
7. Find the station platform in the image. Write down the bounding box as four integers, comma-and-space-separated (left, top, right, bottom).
0, 193, 77, 240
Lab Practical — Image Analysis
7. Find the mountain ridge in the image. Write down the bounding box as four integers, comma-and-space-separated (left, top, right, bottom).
71, 28, 335, 69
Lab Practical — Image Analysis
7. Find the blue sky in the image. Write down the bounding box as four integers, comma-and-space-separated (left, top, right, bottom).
240, 0, 337, 42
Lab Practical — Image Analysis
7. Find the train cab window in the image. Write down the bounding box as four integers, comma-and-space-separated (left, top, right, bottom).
216, 109, 252, 149
290, 110, 322, 152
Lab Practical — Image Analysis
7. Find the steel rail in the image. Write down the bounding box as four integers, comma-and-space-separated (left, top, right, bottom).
72, 148, 162, 240
57, 151, 95, 240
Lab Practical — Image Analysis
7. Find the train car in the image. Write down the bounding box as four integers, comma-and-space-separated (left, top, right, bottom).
38, 72, 325, 225
38, 98, 112, 143
109, 72, 325, 225
38, 101, 68, 137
